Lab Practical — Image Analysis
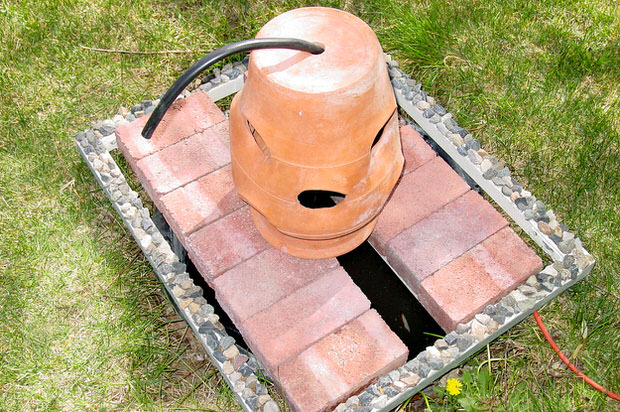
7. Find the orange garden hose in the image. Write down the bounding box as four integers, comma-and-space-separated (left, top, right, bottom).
533, 311, 620, 402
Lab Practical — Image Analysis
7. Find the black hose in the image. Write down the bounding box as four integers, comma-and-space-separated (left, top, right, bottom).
141, 38, 324, 139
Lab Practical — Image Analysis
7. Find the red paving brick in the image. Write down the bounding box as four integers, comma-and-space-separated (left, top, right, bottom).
371, 156, 470, 250
241, 266, 370, 371
158, 165, 245, 238
187, 207, 269, 283
135, 131, 221, 196
211, 120, 230, 147
195, 126, 232, 168
475, 226, 543, 288
400, 125, 436, 174
213, 248, 339, 326
419, 226, 543, 331
386, 191, 508, 293
276, 310, 408, 412
115, 115, 150, 170
182, 91, 228, 132
419, 253, 502, 332
115, 91, 225, 163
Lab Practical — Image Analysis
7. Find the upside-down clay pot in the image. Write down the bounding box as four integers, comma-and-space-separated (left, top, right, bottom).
230, 7, 403, 259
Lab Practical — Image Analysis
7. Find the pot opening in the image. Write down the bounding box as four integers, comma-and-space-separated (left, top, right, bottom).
370, 109, 395, 150
247, 120, 271, 157
298, 190, 346, 209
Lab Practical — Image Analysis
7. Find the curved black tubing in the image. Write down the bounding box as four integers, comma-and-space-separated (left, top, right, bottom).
141, 38, 324, 139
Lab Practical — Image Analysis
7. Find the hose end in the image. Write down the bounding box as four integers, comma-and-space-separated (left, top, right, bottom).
309, 43, 325, 54
141, 122, 154, 140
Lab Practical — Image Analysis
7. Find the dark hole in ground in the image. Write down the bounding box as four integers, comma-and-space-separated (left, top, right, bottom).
337, 241, 444, 355
298, 190, 345, 209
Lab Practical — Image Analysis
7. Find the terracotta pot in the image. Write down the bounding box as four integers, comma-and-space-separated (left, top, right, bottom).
230, 7, 403, 259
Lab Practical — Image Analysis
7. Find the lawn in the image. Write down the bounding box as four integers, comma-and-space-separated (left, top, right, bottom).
0, 0, 617, 411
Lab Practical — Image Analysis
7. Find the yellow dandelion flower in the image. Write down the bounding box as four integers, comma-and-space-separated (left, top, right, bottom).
446, 378, 463, 396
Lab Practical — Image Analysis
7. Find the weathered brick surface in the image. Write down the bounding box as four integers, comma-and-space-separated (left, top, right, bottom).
134, 131, 221, 197
187, 207, 269, 282
400, 125, 436, 174
211, 121, 230, 146
419, 253, 502, 332
276, 310, 408, 412
195, 126, 231, 168
213, 248, 339, 326
419, 226, 543, 331
474, 226, 543, 289
115, 115, 150, 170
158, 165, 245, 238
371, 156, 470, 250
386, 191, 508, 293
182, 91, 229, 132
115, 91, 225, 164
241, 267, 370, 372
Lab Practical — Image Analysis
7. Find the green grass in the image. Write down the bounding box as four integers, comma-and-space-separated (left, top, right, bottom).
0, 0, 617, 410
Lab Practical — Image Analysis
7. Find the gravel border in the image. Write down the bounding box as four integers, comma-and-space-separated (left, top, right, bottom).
75, 56, 594, 412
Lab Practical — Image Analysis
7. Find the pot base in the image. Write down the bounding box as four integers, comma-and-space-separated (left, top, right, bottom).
250, 208, 377, 259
